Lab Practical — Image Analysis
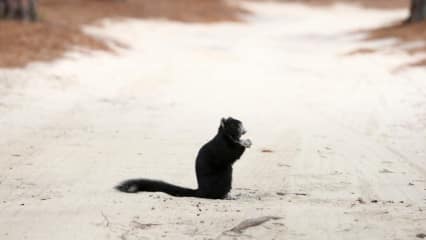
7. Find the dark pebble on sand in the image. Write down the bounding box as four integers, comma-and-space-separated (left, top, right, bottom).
416, 233, 426, 238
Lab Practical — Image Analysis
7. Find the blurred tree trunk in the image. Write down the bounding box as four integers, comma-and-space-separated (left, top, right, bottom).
28, 0, 37, 21
0, 0, 9, 18
408, 0, 426, 23
0, 0, 37, 21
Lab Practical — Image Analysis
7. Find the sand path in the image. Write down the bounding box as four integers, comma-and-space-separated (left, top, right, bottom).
0, 2, 425, 239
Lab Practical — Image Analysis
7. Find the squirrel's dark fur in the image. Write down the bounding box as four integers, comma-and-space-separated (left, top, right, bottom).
115, 117, 251, 199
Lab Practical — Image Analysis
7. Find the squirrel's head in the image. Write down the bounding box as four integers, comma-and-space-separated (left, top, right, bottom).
219, 117, 246, 141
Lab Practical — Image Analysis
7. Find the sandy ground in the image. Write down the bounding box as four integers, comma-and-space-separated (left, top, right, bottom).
0, 2, 425, 240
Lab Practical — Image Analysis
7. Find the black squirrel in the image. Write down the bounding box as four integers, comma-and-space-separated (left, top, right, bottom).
115, 117, 252, 199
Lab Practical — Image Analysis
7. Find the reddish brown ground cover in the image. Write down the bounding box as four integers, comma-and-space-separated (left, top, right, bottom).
366, 21, 426, 67
0, 0, 247, 68
288, 0, 425, 66
289, 0, 409, 9
284, 0, 408, 9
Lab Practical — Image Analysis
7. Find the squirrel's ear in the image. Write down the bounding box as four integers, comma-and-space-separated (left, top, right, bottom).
221, 118, 226, 127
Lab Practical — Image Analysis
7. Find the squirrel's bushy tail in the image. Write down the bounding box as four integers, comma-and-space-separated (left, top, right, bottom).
115, 179, 197, 197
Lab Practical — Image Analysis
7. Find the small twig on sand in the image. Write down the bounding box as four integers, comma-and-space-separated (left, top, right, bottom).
276, 192, 308, 196
229, 216, 282, 233
130, 220, 159, 230
101, 211, 111, 228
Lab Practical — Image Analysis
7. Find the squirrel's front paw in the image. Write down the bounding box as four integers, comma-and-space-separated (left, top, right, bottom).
240, 139, 252, 148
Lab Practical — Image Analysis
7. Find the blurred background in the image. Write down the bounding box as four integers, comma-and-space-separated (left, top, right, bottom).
0, 0, 425, 68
